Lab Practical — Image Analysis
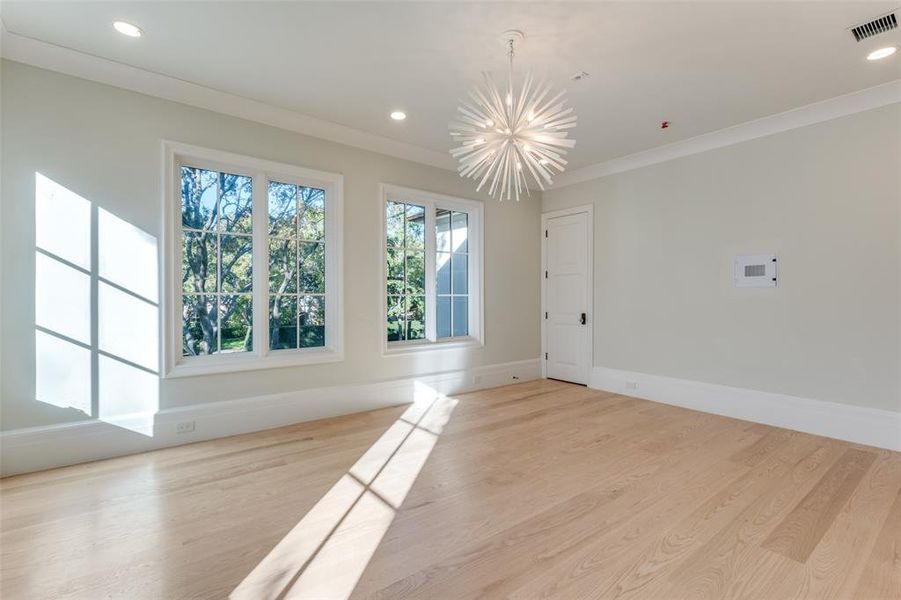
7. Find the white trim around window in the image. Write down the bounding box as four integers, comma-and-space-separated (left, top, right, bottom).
380, 184, 484, 355
162, 141, 344, 377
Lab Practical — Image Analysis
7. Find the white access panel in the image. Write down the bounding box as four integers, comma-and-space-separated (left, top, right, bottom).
734, 254, 777, 287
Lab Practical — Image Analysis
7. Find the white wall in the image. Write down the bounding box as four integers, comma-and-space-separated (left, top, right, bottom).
0, 60, 541, 436
543, 103, 901, 415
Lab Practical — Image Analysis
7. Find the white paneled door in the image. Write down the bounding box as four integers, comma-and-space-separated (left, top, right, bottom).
543, 209, 591, 384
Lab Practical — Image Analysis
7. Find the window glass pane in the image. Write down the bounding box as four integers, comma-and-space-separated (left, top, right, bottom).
387, 295, 405, 342
219, 173, 252, 233
268, 182, 297, 238
386, 247, 404, 295
182, 294, 217, 356
453, 295, 468, 337
181, 167, 219, 230
182, 231, 216, 294
436, 209, 451, 252
269, 181, 328, 352
452, 252, 468, 294
219, 234, 252, 292
299, 295, 325, 348
437, 251, 451, 295
452, 211, 468, 253
269, 295, 297, 350
386, 201, 405, 247
219, 295, 252, 353
269, 238, 297, 294
437, 296, 451, 338
405, 250, 425, 295
405, 204, 425, 249
406, 296, 426, 340
298, 187, 325, 241
299, 242, 325, 294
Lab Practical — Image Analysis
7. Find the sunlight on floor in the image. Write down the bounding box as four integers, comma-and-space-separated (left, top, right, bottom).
230, 381, 458, 600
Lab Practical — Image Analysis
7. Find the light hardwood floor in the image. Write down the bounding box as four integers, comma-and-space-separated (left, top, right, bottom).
1, 380, 899, 599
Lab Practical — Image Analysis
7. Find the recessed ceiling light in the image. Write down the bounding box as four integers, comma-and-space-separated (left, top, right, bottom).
113, 21, 143, 38
390, 111, 407, 121
867, 46, 897, 60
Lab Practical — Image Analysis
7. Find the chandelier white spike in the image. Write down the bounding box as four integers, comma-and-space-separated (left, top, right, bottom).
449, 30, 577, 201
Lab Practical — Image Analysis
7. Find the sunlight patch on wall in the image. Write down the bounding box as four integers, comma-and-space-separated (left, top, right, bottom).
35, 173, 91, 268
99, 208, 159, 303
35, 252, 90, 344
98, 356, 159, 435
35, 330, 91, 413
98, 282, 159, 372
34, 172, 160, 435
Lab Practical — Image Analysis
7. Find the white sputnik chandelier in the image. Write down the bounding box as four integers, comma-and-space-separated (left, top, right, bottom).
450, 30, 577, 201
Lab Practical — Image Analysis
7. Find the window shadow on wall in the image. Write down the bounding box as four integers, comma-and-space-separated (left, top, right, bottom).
34, 172, 159, 436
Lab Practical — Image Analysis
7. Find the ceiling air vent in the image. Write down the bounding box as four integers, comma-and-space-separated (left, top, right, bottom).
850, 12, 897, 42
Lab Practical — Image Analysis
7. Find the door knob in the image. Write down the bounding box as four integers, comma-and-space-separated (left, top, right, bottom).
580, 313, 586, 325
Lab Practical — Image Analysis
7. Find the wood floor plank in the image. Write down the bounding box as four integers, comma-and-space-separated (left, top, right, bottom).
761, 447, 878, 563
854, 484, 901, 600
1, 380, 898, 600
357, 414, 759, 599
635, 439, 847, 600
763, 449, 901, 600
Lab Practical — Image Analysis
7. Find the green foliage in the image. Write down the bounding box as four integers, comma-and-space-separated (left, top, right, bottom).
266, 182, 328, 351
405, 251, 424, 294
181, 166, 254, 356
269, 295, 297, 350
181, 174, 332, 355
299, 242, 325, 293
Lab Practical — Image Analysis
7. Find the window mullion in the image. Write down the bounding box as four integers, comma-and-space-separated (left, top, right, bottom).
252, 171, 268, 356
425, 203, 437, 342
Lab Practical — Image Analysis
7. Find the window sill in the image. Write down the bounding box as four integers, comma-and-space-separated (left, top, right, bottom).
383, 337, 482, 356
165, 347, 344, 378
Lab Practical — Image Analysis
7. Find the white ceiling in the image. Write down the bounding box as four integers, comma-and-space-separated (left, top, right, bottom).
3, 1, 900, 170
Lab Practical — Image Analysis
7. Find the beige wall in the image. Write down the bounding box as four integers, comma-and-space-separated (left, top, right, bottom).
543, 103, 901, 413
0, 60, 541, 431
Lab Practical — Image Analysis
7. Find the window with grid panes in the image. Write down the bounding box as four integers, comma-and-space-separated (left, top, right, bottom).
166, 142, 343, 377
382, 185, 482, 351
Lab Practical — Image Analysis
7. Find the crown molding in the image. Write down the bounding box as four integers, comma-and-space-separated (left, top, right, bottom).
550, 78, 901, 190
0, 29, 458, 171
2, 26, 898, 187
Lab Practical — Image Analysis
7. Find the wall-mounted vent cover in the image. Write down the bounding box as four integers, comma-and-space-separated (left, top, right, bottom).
734, 254, 777, 288
744, 264, 766, 277
850, 12, 897, 42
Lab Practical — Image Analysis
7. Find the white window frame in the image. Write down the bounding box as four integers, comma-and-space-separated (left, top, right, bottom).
162, 141, 343, 377
380, 184, 484, 355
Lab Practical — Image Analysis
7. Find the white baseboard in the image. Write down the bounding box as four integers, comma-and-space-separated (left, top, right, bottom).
590, 366, 900, 452
0, 359, 540, 476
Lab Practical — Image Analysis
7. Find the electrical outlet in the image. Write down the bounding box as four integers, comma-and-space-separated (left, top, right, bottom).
625, 381, 639, 391
176, 420, 195, 434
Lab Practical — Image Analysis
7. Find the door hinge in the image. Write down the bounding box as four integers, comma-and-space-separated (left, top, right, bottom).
545, 229, 548, 238
545, 270, 548, 279
545, 352, 548, 360
545, 312, 548, 319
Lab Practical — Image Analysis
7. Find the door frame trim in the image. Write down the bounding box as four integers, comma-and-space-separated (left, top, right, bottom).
540, 204, 594, 383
